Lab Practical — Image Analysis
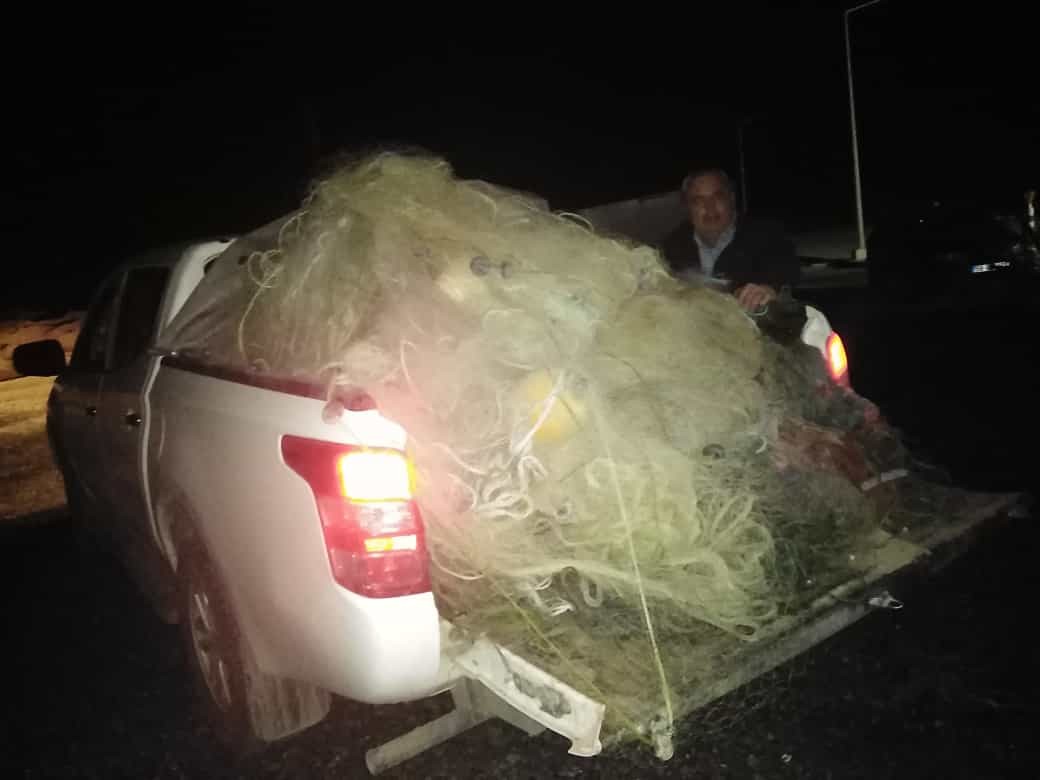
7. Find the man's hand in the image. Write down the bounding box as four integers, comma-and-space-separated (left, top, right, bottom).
735, 283, 778, 313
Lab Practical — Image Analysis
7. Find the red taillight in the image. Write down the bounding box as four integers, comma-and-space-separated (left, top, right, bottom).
826, 332, 850, 385
281, 435, 430, 599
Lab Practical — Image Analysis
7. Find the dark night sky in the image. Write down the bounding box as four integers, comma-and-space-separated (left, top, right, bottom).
4, 2, 1037, 312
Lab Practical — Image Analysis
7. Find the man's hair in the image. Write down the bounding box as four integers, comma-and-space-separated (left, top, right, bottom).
680, 167, 736, 203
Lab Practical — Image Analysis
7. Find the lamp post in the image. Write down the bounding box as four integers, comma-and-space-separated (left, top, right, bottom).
845, 0, 883, 261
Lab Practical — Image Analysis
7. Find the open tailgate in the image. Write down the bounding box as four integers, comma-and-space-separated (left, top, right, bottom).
365, 490, 1023, 774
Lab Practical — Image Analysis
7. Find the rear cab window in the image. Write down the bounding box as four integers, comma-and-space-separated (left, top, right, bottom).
69, 265, 171, 374
111, 267, 171, 370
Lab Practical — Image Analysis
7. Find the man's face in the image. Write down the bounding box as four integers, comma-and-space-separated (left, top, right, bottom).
686, 173, 736, 245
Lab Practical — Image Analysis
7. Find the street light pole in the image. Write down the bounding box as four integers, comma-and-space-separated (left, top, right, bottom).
845, 0, 883, 261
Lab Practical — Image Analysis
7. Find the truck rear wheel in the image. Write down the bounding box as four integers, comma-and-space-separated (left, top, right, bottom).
179, 544, 262, 756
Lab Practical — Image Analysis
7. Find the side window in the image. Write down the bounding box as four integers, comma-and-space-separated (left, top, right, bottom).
69, 277, 121, 373
111, 267, 171, 370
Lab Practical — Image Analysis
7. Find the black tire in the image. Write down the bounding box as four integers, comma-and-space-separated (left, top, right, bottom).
178, 543, 262, 757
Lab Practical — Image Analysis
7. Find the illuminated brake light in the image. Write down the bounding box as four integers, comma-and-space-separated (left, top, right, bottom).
338, 450, 412, 501
281, 435, 430, 599
826, 332, 849, 383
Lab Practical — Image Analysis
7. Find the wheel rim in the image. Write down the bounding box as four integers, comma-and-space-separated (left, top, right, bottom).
188, 585, 234, 711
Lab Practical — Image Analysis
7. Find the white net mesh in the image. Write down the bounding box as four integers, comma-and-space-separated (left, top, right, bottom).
160, 151, 967, 751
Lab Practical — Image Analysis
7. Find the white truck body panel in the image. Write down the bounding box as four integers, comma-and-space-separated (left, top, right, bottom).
801, 304, 833, 353
151, 366, 441, 703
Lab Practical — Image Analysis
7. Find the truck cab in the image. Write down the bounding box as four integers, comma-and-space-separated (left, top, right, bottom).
45, 242, 231, 616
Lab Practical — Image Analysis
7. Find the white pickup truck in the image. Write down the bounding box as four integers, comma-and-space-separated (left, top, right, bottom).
14, 236, 641, 771
17, 222, 1003, 775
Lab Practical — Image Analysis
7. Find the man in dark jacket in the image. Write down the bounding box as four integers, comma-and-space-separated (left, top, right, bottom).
659, 167, 800, 312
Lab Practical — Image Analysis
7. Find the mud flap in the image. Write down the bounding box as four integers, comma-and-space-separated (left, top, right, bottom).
242, 638, 332, 743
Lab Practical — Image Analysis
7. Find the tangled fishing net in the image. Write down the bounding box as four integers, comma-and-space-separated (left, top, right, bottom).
162, 151, 963, 753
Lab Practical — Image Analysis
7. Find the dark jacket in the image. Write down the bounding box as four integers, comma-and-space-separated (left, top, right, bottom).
659, 217, 801, 291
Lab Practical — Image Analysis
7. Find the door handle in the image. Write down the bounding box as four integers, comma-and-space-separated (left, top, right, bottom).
124, 412, 143, 427
85, 405, 97, 417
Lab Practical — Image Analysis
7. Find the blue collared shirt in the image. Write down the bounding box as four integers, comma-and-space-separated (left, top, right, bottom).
694, 220, 736, 278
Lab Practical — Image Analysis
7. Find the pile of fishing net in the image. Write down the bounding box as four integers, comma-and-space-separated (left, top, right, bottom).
162, 151, 957, 753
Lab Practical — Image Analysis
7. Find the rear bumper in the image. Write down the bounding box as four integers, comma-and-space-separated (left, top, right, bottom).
246, 582, 443, 705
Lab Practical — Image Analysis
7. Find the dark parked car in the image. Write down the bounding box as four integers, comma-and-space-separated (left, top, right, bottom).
867, 193, 1040, 303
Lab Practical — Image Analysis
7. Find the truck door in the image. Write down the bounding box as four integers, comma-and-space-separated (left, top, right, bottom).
93, 266, 171, 594
50, 274, 121, 513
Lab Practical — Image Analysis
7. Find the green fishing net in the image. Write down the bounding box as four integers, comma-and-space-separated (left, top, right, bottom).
162, 151, 962, 754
